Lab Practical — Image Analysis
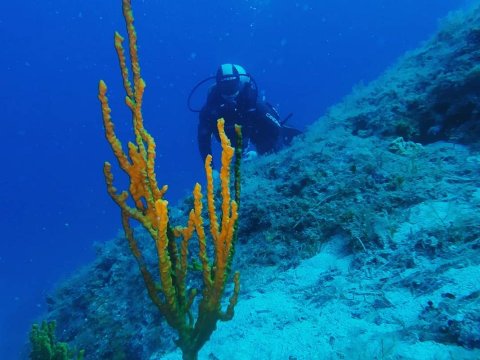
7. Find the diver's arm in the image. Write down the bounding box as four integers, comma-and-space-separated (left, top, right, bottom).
252, 102, 282, 154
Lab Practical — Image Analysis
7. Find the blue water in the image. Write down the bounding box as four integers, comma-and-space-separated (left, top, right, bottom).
0, 0, 471, 358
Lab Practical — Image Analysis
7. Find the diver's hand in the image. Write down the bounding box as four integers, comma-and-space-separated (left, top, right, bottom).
244, 150, 258, 162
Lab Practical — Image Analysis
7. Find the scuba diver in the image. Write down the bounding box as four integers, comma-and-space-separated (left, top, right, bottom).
188, 64, 302, 164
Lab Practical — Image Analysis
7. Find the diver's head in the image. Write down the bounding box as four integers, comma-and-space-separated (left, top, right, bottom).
216, 64, 248, 98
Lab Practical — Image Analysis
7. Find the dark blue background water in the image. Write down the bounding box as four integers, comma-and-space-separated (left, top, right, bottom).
0, 0, 471, 357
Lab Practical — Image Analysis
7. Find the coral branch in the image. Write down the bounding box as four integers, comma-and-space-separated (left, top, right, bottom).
98, 1, 241, 359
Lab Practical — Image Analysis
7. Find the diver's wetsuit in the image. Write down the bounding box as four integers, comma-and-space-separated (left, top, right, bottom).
198, 83, 283, 163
